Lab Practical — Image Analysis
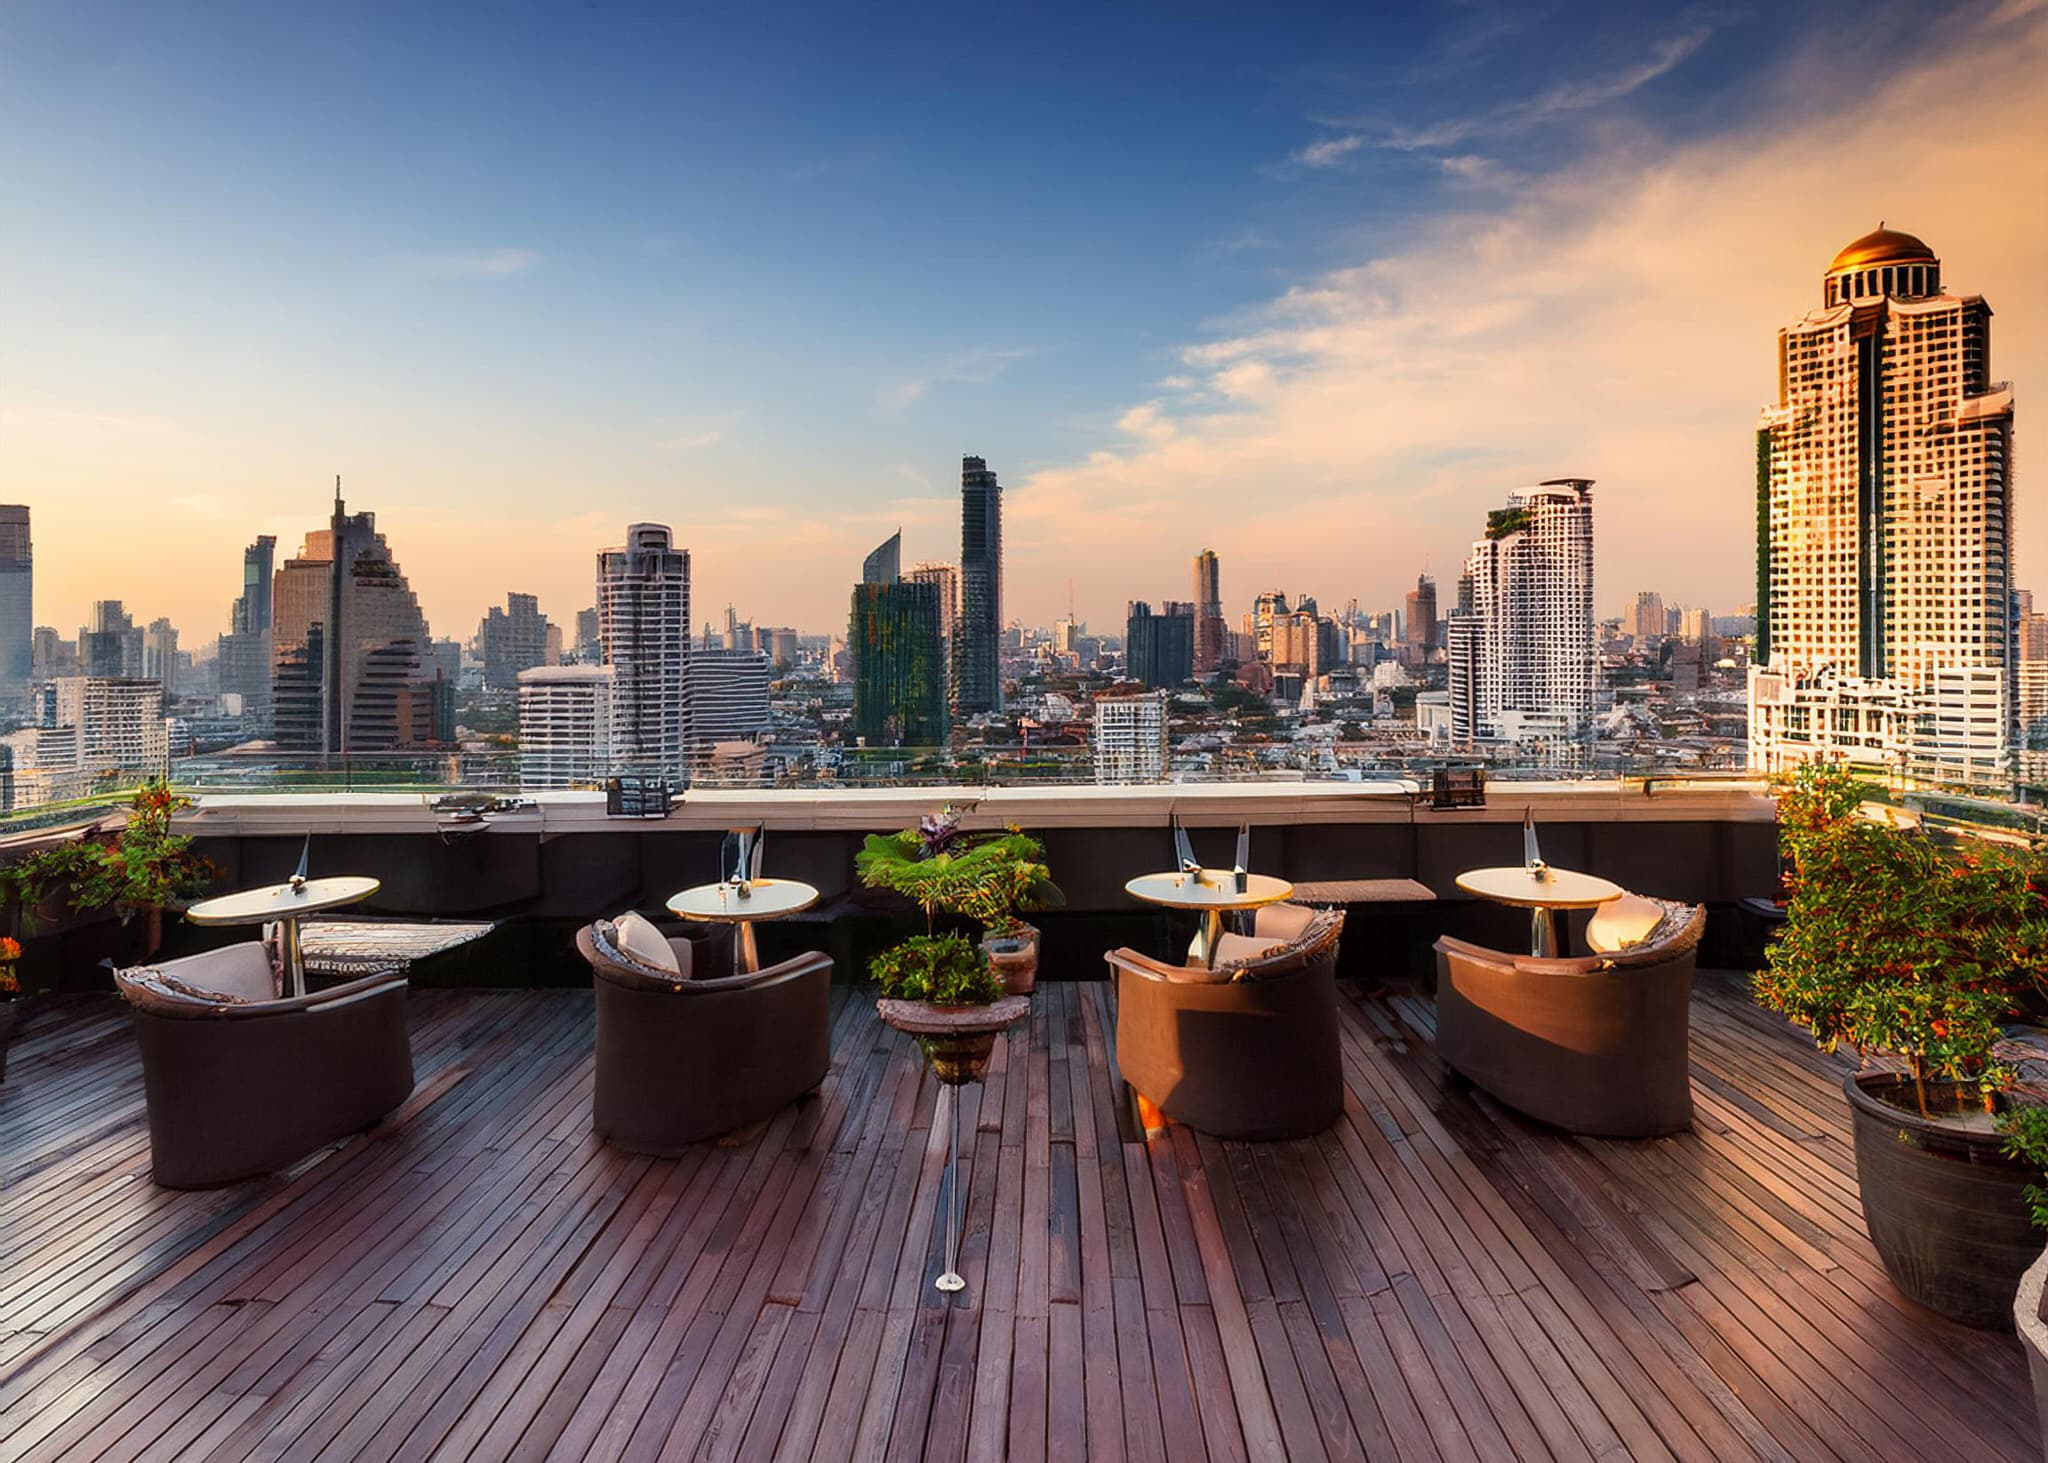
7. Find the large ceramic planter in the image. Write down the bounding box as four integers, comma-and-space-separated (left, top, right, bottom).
2015, 1244, 2048, 1459
1845, 1071, 2039, 1328
877, 996, 1030, 1085
981, 924, 1040, 996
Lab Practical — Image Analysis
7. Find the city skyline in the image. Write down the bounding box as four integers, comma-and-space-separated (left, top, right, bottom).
4, 3, 2042, 642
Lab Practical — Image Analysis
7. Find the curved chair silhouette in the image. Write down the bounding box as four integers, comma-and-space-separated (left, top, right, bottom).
1106, 904, 1343, 1141
115, 942, 414, 1189
575, 920, 831, 1153
1432, 901, 1704, 1138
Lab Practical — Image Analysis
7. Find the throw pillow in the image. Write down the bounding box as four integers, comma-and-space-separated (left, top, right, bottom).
614, 912, 683, 976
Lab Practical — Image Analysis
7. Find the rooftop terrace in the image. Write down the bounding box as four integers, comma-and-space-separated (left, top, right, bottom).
2, 971, 2035, 1461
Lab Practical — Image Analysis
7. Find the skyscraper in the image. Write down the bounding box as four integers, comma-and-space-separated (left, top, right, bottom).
80, 601, 143, 679
1446, 479, 1597, 746
598, 523, 691, 781
478, 592, 551, 689
956, 456, 1003, 714
1192, 549, 1226, 674
1749, 227, 2017, 787
1252, 590, 1289, 661
219, 535, 276, 727
907, 561, 960, 680
1125, 601, 1195, 689
852, 533, 948, 747
1403, 574, 1437, 666
143, 617, 179, 696
862, 532, 902, 587
0, 507, 31, 697
272, 494, 442, 754
1631, 591, 1666, 644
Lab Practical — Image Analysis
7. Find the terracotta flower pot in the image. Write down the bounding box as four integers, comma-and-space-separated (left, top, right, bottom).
981, 923, 1041, 996
1846, 1071, 2039, 1328
877, 996, 1030, 1086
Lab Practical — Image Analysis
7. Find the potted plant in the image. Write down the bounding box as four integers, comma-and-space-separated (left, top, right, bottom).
0, 936, 21, 1083
1, 783, 217, 959
855, 806, 1063, 995
870, 930, 1022, 1083
1753, 762, 2048, 1327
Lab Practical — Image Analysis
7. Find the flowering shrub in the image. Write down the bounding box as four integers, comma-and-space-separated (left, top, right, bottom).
0, 935, 20, 998
1, 783, 218, 955
1753, 762, 2048, 1115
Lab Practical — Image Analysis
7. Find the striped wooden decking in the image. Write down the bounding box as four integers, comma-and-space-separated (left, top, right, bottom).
0, 974, 2036, 1461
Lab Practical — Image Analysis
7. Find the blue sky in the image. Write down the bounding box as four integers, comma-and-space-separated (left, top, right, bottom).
3, 0, 2043, 640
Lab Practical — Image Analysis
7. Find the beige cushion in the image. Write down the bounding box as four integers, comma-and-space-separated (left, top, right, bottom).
1212, 933, 1284, 967
149, 942, 279, 1001
1586, 893, 1668, 954
1222, 908, 1345, 981
615, 913, 682, 976
1253, 901, 1318, 942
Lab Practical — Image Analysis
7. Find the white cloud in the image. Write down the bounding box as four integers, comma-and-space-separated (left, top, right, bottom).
879, 346, 1042, 414
396, 248, 541, 278
1009, 10, 2048, 628
1370, 25, 1716, 153
1292, 134, 1366, 168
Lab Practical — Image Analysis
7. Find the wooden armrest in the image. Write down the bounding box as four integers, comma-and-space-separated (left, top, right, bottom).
1104, 947, 1193, 983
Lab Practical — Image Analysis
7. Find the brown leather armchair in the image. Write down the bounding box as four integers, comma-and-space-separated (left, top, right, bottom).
115, 943, 415, 1189
576, 921, 832, 1154
1433, 903, 1704, 1138
1106, 906, 1343, 1140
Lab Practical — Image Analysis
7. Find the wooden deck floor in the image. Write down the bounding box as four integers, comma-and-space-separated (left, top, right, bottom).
0, 975, 2036, 1461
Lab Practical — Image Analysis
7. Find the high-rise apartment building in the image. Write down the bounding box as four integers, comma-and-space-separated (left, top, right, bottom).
2018, 590, 2048, 751
1679, 607, 1712, 644
598, 523, 691, 782
272, 495, 443, 754
851, 533, 948, 746
1192, 549, 1227, 674
478, 592, 551, 690
1126, 601, 1194, 690
1094, 689, 1170, 784
1446, 479, 1597, 746
1631, 592, 1666, 644
2, 676, 171, 806
517, 664, 614, 788
956, 456, 1003, 714
574, 607, 601, 662
1749, 227, 2017, 787
692, 648, 772, 744
0, 507, 31, 697
1404, 575, 1437, 666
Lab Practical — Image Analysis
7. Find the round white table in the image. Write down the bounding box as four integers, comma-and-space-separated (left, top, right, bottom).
186, 875, 381, 996
666, 878, 820, 974
1454, 865, 1622, 957
1124, 871, 1295, 969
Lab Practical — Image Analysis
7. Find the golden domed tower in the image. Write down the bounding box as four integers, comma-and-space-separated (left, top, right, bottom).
1821, 223, 1940, 306
1750, 227, 2018, 789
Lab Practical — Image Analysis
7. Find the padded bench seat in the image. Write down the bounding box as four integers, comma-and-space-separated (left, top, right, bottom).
1289, 878, 1436, 905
